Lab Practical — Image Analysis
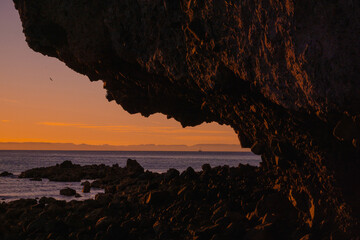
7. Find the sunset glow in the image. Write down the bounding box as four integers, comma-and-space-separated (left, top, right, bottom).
0, 1, 239, 147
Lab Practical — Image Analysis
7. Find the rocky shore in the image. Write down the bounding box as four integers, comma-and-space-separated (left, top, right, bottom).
12, 1, 360, 239
0, 160, 354, 240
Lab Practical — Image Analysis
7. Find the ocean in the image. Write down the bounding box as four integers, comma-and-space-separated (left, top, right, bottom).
0, 150, 260, 202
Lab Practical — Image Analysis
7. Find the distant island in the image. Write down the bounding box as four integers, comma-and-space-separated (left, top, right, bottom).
0, 142, 249, 152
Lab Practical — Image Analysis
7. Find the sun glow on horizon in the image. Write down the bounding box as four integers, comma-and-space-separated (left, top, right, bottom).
0, 1, 240, 148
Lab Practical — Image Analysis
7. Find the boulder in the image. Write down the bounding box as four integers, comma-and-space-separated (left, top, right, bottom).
181, 167, 197, 180
164, 168, 179, 181
60, 187, 76, 196
201, 164, 211, 172
82, 181, 91, 193
126, 159, 144, 174
59, 160, 74, 168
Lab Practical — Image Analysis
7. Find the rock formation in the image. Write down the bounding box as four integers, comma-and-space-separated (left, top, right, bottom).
13, 0, 360, 237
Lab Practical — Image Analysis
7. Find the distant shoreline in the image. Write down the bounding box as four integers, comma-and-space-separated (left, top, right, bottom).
0, 142, 249, 152
0, 149, 251, 152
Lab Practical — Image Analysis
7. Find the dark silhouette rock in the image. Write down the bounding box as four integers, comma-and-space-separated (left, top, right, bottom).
164, 168, 179, 181
0, 171, 13, 177
19, 162, 119, 182
75, 193, 82, 198
201, 164, 211, 172
1, 161, 358, 238
39, 197, 56, 205
59, 160, 74, 168
82, 181, 91, 193
60, 187, 76, 196
181, 167, 197, 180
126, 159, 144, 174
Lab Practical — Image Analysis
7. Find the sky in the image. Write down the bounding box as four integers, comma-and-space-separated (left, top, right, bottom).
0, 0, 240, 146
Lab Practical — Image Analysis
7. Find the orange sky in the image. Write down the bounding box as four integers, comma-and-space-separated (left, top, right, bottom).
0, 0, 240, 146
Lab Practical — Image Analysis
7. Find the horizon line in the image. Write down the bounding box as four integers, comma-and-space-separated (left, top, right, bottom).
0, 141, 243, 146
0, 141, 249, 152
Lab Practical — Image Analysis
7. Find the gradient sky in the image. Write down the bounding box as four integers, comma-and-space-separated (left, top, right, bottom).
0, 0, 239, 146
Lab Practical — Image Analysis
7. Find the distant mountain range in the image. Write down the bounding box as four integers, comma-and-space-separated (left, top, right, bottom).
0, 142, 249, 152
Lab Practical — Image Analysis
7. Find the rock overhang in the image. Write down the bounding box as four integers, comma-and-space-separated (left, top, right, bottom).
13, 0, 360, 236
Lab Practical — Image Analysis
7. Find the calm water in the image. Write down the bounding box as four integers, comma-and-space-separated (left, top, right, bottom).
0, 150, 260, 202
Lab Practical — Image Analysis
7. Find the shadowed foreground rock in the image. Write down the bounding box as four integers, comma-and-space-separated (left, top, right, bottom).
0, 160, 342, 239
12, 0, 360, 238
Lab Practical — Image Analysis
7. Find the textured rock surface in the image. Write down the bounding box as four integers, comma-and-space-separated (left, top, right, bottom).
0, 161, 340, 239
13, 0, 360, 237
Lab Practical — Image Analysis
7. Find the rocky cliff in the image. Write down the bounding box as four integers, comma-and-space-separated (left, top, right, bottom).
13, 0, 360, 238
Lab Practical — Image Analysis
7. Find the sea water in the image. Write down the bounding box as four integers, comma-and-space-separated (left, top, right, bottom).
0, 150, 260, 202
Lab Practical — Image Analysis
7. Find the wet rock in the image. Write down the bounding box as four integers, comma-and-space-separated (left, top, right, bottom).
82, 181, 91, 193
75, 193, 82, 198
81, 180, 90, 186
60, 187, 76, 196
0, 171, 13, 177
